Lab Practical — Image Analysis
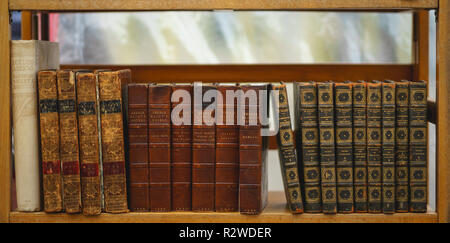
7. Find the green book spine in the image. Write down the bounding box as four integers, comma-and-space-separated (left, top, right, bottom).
382, 81, 396, 213
317, 82, 337, 213
353, 81, 368, 213
367, 81, 382, 213
409, 80, 428, 213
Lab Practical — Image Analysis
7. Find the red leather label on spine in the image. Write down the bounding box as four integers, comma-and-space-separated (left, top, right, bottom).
62, 161, 80, 175
43, 161, 61, 175
103, 161, 126, 175
81, 163, 99, 177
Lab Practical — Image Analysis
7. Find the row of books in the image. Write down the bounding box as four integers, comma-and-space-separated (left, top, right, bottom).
281, 81, 428, 214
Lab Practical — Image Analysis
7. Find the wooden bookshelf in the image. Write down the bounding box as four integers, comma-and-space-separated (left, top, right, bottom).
1, 0, 449, 223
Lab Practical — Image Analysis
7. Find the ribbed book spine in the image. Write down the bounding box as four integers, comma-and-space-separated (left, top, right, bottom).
395, 80, 410, 212
148, 85, 172, 212
316, 82, 337, 213
171, 85, 193, 211
98, 70, 129, 213
76, 71, 102, 215
297, 82, 321, 213
352, 81, 368, 213
239, 85, 269, 214
274, 83, 304, 213
38, 70, 63, 213
409, 81, 428, 213
367, 81, 382, 213
215, 85, 239, 212
192, 85, 216, 211
381, 81, 396, 213
127, 84, 149, 211
57, 70, 82, 213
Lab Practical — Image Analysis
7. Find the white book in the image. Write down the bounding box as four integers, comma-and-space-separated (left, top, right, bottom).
11, 40, 59, 211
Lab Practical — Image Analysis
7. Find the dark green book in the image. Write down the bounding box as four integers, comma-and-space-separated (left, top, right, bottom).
382, 80, 396, 213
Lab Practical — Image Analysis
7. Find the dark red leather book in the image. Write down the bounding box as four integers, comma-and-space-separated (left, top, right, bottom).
127, 84, 149, 212
239, 84, 269, 215
171, 84, 193, 211
215, 84, 239, 212
192, 84, 216, 211
148, 84, 172, 211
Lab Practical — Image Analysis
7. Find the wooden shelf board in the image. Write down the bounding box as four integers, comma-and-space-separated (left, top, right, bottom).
9, 0, 438, 11
9, 192, 438, 223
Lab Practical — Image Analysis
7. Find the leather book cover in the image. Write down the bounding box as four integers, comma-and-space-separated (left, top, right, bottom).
192, 84, 216, 211
76, 71, 102, 215
352, 81, 368, 213
367, 81, 382, 213
98, 70, 129, 213
171, 84, 193, 211
57, 70, 82, 213
273, 83, 304, 213
395, 80, 410, 212
215, 84, 239, 212
334, 82, 354, 213
38, 70, 63, 213
296, 82, 322, 213
239, 84, 269, 215
148, 84, 172, 212
127, 83, 149, 212
381, 81, 396, 213
409, 80, 428, 213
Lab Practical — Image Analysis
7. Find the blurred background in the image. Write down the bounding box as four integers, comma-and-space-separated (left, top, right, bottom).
11, 10, 436, 211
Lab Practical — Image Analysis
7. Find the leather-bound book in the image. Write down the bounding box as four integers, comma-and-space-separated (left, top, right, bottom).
334, 82, 354, 213
171, 84, 193, 211
273, 83, 304, 213
127, 84, 149, 211
148, 84, 172, 212
57, 70, 82, 213
367, 81, 382, 213
192, 84, 216, 211
381, 81, 396, 214
395, 80, 410, 212
409, 80, 428, 213
215, 84, 239, 212
38, 70, 63, 213
239, 84, 269, 215
295, 82, 322, 213
98, 70, 129, 213
76, 71, 102, 215
352, 81, 368, 213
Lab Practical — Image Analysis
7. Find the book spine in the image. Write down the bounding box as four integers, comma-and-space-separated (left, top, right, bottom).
98, 70, 129, 213
274, 84, 304, 213
395, 81, 410, 212
127, 84, 149, 211
317, 82, 337, 213
367, 81, 382, 213
409, 81, 428, 213
148, 85, 172, 212
192, 85, 216, 211
215, 85, 239, 212
57, 70, 82, 213
171, 85, 193, 211
239, 85, 269, 214
76, 72, 102, 215
352, 82, 368, 213
334, 83, 354, 213
382, 81, 396, 213
38, 70, 63, 213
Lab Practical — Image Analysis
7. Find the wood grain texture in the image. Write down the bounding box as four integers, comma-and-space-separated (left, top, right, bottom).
61, 64, 414, 83
9, 0, 438, 11
0, 0, 11, 223
437, 0, 450, 223
9, 192, 438, 223
413, 10, 429, 81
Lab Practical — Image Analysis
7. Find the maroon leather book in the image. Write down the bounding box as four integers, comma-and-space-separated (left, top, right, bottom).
239, 84, 269, 215
127, 84, 149, 211
192, 84, 216, 211
171, 84, 193, 211
215, 84, 239, 212
148, 84, 172, 211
